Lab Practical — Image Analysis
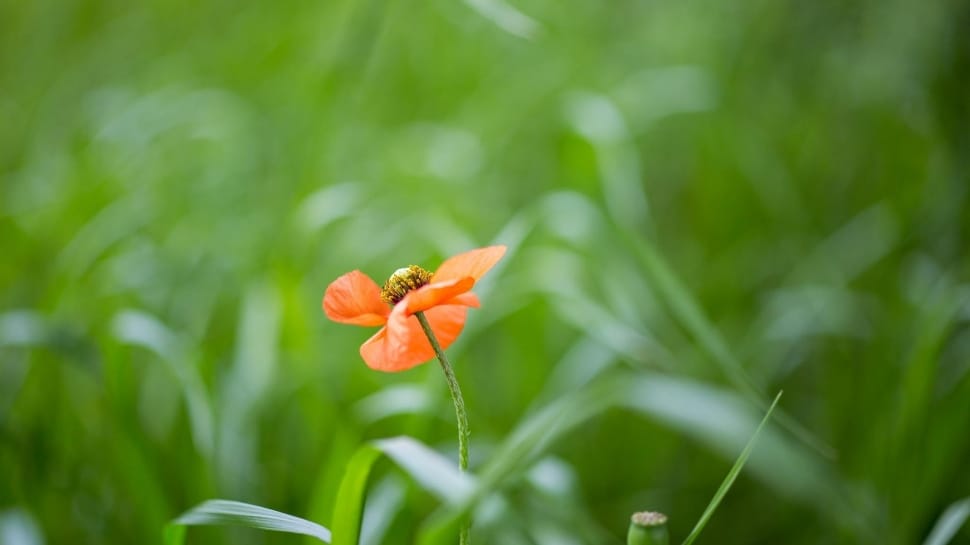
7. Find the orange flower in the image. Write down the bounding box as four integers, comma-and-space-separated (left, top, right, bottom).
323, 245, 506, 372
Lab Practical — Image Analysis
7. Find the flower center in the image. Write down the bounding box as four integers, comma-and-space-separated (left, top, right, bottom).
380, 265, 433, 305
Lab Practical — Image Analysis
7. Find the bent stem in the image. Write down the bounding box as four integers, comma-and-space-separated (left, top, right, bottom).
415, 311, 470, 545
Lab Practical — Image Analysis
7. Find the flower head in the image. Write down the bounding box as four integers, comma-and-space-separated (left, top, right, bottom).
323, 245, 506, 372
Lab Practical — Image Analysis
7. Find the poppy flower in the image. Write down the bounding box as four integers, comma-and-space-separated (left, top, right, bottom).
323, 245, 506, 372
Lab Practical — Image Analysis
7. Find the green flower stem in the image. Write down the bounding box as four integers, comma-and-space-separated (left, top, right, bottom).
627, 512, 669, 545
415, 311, 470, 545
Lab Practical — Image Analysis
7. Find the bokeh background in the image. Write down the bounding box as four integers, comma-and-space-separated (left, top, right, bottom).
2, 0, 969, 543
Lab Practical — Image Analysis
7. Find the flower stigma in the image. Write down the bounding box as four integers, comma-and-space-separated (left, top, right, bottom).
380, 265, 433, 305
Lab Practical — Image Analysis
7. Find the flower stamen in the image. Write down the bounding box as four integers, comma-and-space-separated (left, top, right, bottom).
381, 265, 432, 305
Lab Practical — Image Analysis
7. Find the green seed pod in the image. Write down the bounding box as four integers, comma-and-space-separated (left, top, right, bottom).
627, 511, 669, 545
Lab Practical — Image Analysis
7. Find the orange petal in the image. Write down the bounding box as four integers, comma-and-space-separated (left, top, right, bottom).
323, 270, 390, 326
403, 277, 474, 314
432, 245, 506, 284
361, 303, 467, 372
359, 326, 391, 370
444, 292, 480, 308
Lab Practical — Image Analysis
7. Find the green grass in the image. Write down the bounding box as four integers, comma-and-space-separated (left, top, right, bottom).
2, 0, 970, 543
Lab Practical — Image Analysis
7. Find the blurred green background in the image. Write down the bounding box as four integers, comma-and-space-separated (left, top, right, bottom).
2, 0, 969, 543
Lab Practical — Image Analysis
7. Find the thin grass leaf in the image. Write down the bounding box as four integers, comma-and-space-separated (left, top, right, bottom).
165, 499, 331, 544
923, 497, 970, 545
623, 234, 835, 459
624, 235, 757, 395
680, 391, 783, 545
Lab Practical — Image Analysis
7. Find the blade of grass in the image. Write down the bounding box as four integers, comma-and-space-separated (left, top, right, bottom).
622, 233, 835, 459
162, 524, 185, 545
331, 444, 382, 545
165, 500, 332, 544
306, 426, 362, 545
359, 476, 407, 545
463, 0, 541, 39
112, 309, 214, 459
923, 497, 970, 545
331, 436, 475, 545
680, 391, 783, 545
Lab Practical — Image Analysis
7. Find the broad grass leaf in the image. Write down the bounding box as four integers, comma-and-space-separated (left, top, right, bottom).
331, 436, 473, 545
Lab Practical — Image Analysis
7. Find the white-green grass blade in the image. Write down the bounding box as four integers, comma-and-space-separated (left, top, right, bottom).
0, 508, 44, 545
463, 0, 541, 39
360, 476, 407, 545
166, 499, 331, 543
923, 497, 970, 545
374, 437, 474, 501
680, 391, 783, 545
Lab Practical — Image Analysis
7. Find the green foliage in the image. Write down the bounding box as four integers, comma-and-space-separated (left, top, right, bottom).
2, 0, 970, 544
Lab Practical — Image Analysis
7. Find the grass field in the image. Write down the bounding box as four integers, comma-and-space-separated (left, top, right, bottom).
2, 0, 969, 543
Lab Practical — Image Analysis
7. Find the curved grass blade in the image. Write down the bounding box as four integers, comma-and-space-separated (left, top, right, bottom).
680, 391, 782, 545
112, 309, 214, 458
164, 499, 331, 544
331, 444, 382, 545
331, 436, 474, 545
924, 497, 970, 545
